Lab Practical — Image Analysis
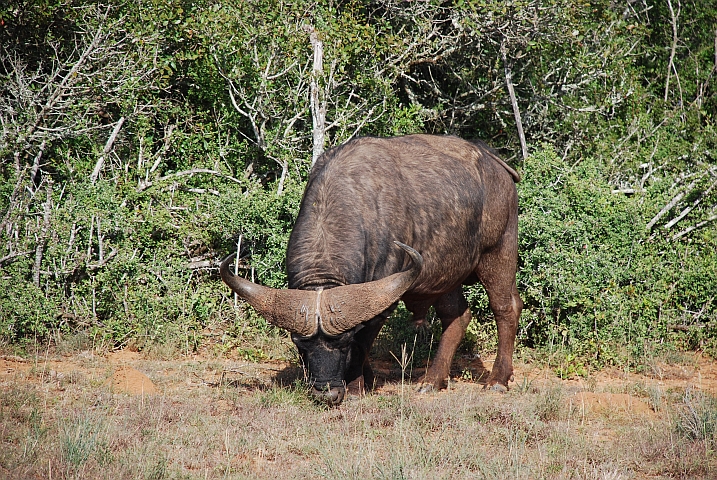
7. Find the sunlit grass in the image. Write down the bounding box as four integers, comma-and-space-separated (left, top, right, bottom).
1, 350, 716, 479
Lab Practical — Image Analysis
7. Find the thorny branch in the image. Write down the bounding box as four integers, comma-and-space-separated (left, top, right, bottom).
664, 0, 683, 104
0, 4, 161, 286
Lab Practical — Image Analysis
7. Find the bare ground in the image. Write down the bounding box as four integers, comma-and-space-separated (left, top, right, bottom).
1, 347, 716, 479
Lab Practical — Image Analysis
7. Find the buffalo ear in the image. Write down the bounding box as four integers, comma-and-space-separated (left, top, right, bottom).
318, 242, 423, 336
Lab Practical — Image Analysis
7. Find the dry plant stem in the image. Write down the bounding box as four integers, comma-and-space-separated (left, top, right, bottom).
137, 168, 242, 192
29, 141, 46, 189
0, 251, 31, 266
33, 183, 53, 287
276, 159, 289, 196
502, 44, 528, 161
611, 188, 644, 195
646, 174, 701, 230
224, 78, 266, 150
234, 235, 242, 308
149, 124, 176, 175
664, 174, 717, 230
664, 0, 683, 105
673, 211, 717, 240
20, 7, 109, 146
87, 215, 94, 260
97, 217, 104, 264
90, 116, 125, 184
0, 166, 28, 234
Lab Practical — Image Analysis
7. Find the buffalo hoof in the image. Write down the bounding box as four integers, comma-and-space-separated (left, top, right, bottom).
347, 375, 366, 396
484, 383, 508, 393
309, 386, 346, 406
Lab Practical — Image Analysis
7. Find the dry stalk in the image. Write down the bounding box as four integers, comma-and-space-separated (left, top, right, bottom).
33, 182, 53, 287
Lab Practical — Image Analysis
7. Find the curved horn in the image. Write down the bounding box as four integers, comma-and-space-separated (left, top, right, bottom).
319, 241, 423, 336
220, 255, 319, 337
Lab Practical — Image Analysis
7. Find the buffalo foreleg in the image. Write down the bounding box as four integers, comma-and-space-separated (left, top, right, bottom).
346, 311, 391, 395
413, 288, 472, 392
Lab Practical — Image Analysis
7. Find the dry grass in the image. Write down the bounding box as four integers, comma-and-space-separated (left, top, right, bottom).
1, 350, 716, 479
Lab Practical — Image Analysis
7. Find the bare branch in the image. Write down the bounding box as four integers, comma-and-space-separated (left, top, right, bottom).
25, 7, 111, 143
87, 246, 118, 270
138, 168, 242, 192
225, 78, 265, 150
502, 43, 528, 161
149, 124, 175, 174
181, 187, 220, 196
0, 250, 31, 267
306, 25, 326, 167
611, 188, 644, 195
90, 116, 125, 184
33, 182, 53, 287
647, 190, 685, 231
276, 160, 288, 196
646, 170, 705, 230
29, 140, 46, 189
672, 214, 717, 240
664, 174, 717, 230
664, 0, 682, 104
0, 166, 28, 234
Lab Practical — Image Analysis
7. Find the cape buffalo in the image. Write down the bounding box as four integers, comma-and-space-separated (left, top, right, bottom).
220, 134, 522, 406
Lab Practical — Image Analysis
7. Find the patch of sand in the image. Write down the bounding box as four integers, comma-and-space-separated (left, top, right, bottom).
567, 391, 653, 415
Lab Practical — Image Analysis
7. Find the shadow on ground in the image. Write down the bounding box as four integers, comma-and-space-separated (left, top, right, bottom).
263, 352, 493, 392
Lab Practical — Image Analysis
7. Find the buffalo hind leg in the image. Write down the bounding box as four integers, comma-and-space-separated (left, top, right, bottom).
477, 249, 523, 391
414, 288, 472, 393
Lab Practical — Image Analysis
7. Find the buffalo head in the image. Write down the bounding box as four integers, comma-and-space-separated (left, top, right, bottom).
220, 241, 423, 406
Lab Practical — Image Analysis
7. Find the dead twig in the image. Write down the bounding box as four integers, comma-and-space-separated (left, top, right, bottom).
502, 42, 528, 161
90, 116, 125, 184
148, 124, 176, 175
86, 246, 118, 270
672, 212, 717, 240
0, 166, 28, 234
611, 188, 644, 195
664, 175, 717, 230
29, 140, 46, 190
664, 0, 683, 105
646, 171, 705, 230
0, 250, 31, 266
137, 168, 242, 192
33, 182, 53, 287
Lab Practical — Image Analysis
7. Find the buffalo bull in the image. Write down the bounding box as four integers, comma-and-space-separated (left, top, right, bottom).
220, 134, 522, 406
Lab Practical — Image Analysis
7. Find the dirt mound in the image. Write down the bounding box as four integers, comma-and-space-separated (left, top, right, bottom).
106, 366, 158, 395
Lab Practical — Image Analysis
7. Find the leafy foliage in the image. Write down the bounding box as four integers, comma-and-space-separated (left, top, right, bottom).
1, 0, 716, 366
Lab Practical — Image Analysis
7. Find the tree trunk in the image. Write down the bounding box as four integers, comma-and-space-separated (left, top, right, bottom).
307, 26, 326, 167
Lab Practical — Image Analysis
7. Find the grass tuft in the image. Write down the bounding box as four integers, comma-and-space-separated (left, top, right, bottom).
676, 389, 717, 444
533, 384, 564, 422
60, 413, 108, 468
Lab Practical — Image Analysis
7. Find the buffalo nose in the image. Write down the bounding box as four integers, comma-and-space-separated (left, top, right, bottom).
310, 385, 345, 406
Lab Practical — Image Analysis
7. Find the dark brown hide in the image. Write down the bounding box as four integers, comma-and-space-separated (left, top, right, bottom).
223, 134, 522, 401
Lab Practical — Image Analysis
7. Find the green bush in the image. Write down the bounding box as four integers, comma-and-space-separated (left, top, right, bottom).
515, 146, 717, 366
2, 0, 716, 365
